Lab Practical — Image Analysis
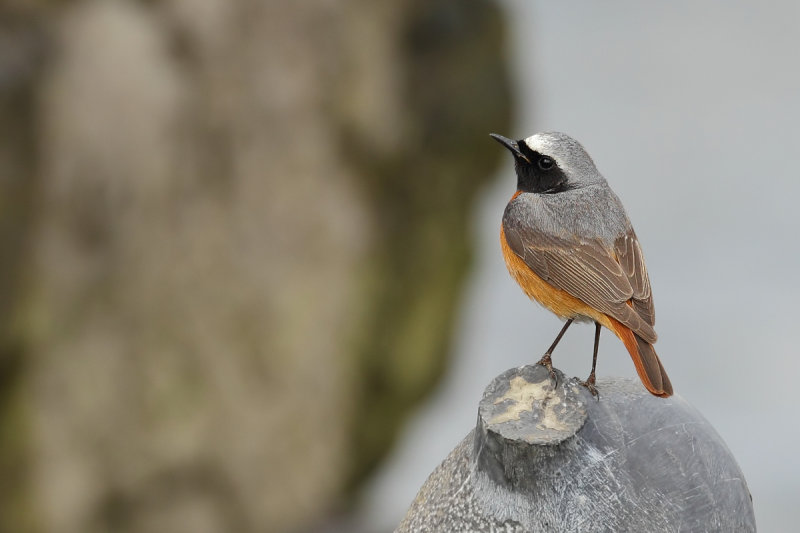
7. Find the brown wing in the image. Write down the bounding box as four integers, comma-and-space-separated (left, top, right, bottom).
504, 223, 657, 343
614, 231, 655, 326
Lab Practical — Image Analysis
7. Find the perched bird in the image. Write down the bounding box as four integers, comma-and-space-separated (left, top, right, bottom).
491, 131, 672, 397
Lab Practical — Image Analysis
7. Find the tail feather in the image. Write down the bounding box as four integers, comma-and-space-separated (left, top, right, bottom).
611, 320, 673, 397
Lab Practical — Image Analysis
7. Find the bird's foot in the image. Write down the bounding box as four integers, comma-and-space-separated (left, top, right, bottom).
580, 372, 599, 400
536, 353, 558, 387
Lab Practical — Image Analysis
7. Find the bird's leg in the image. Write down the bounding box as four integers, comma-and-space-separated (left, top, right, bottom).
581, 322, 601, 398
538, 319, 573, 383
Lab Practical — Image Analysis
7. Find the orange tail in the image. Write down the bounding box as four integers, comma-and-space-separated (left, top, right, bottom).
609, 320, 673, 397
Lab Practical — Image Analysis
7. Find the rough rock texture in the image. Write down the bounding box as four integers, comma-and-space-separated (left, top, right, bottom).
398, 365, 756, 532
0, 1, 511, 532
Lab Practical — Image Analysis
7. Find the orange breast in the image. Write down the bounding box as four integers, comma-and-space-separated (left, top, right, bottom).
500, 224, 614, 331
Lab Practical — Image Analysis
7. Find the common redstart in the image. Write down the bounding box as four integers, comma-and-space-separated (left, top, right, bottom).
491, 131, 672, 397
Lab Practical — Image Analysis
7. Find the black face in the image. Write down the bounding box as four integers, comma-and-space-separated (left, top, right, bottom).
514, 140, 571, 194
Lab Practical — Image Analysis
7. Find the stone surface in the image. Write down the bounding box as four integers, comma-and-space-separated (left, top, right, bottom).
398, 365, 756, 532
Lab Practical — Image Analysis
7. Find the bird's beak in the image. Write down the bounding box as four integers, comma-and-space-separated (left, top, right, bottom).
489, 133, 528, 162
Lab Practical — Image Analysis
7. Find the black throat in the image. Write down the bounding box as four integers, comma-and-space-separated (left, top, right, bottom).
515, 140, 571, 194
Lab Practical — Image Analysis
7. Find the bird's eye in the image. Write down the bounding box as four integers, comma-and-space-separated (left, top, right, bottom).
538, 157, 554, 170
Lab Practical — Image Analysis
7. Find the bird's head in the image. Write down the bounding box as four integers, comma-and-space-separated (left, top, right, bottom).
490, 131, 601, 194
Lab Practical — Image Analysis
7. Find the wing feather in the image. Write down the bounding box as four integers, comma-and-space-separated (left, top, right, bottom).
505, 222, 657, 343
614, 232, 655, 326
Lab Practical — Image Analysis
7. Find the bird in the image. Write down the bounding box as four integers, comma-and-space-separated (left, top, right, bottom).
491, 131, 672, 397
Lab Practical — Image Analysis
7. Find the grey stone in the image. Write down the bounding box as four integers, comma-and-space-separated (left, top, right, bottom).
398, 365, 755, 532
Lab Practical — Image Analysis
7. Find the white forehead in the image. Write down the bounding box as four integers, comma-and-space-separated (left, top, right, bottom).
525, 131, 603, 182
524, 132, 559, 153
522, 131, 598, 174
523, 131, 583, 157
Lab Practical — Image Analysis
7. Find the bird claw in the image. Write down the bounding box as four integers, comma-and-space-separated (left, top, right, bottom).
537, 353, 559, 388
580, 372, 599, 400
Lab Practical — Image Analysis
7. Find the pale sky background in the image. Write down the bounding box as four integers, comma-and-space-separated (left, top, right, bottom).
358, 2, 800, 531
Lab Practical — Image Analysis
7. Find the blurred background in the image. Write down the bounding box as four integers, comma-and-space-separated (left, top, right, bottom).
0, 1, 797, 532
